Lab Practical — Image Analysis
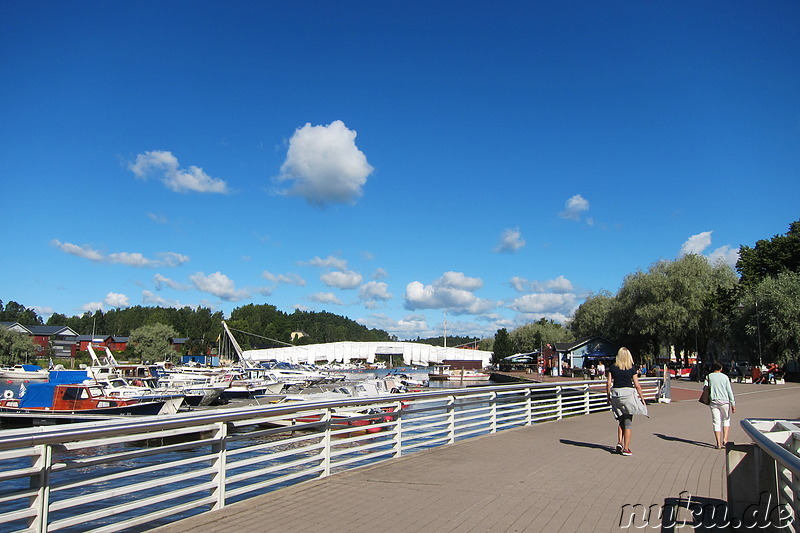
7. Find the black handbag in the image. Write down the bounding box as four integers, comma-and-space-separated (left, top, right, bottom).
699, 386, 710, 405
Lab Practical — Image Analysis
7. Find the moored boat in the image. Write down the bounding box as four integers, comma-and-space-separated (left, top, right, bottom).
0, 381, 181, 419
0, 364, 49, 380
427, 365, 491, 382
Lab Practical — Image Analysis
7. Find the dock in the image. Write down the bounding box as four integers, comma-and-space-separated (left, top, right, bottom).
150, 380, 800, 532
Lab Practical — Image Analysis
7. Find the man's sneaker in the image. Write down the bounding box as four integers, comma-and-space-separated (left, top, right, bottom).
621, 449, 633, 456
615, 443, 623, 453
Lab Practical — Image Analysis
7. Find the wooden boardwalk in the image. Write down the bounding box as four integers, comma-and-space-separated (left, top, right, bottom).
151, 380, 800, 532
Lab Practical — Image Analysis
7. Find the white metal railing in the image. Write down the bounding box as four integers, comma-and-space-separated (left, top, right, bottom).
0, 378, 662, 532
740, 419, 800, 531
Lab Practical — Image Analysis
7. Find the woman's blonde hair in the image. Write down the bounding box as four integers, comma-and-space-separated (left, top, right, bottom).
615, 347, 634, 370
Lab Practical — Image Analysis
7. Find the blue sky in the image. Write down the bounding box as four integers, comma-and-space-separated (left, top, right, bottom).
2, 2, 798, 340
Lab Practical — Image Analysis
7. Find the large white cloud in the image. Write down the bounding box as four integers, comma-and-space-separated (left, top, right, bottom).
276, 120, 374, 206
494, 227, 526, 253
679, 231, 713, 256
678, 231, 739, 269
104, 292, 129, 308
404, 272, 493, 315
129, 150, 229, 194
190, 271, 249, 301
359, 281, 392, 308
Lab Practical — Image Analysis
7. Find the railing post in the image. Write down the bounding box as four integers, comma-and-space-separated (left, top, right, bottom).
393, 400, 403, 458
210, 421, 228, 511
322, 409, 332, 477
556, 385, 563, 420
490, 391, 498, 433
584, 383, 590, 415
447, 395, 456, 444
525, 387, 532, 426
28, 444, 51, 533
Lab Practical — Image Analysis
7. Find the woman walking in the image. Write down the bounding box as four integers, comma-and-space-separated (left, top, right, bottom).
705, 362, 736, 449
606, 347, 647, 456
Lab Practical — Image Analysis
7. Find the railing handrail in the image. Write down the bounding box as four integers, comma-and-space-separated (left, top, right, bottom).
740, 418, 800, 477
0, 377, 661, 450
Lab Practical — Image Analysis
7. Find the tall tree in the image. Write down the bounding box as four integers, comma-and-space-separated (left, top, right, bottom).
737, 220, 800, 287
128, 323, 179, 362
492, 328, 513, 365
0, 327, 38, 365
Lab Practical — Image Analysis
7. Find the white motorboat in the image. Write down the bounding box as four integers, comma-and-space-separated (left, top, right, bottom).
0, 364, 50, 380
427, 365, 491, 382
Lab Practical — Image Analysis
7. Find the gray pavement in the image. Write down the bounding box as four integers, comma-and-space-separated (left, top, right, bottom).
151, 381, 800, 532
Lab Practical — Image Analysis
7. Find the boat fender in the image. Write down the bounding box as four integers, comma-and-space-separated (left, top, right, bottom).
3, 390, 13, 399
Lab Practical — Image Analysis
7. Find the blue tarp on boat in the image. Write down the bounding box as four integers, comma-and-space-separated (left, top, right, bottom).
48, 370, 89, 384
20, 364, 44, 372
17, 383, 57, 408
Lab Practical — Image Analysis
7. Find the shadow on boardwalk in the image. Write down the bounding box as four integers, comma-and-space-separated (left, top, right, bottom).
151, 382, 800, 533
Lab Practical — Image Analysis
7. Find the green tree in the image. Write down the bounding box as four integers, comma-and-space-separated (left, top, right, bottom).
128, 323, 179, 362
510, 318, 573, 354
0, 301, 42, 325
569, 291, 617, 339
0, 328, 38, 365
737, 220, 800, 287
492, 328, 513, 365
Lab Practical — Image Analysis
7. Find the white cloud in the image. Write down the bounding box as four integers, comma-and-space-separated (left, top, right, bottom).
104, 292, 130, 308
321, 270, 363, 290
154, 274, 187, 291
309, 292, 343, 305
129, 150, 229, 194
52, 240, 189, 268
438, 271, 483, 291
142, 290, 183, 308
359, 281, 392, 303
262, 271, 306, 286
373, 268, 389, 280
679, 231, 713, 256
50, 240, 104, 262
707, 245, 739, 269
404, 272, 493, 315
510, 275, 574, 293
303, 255, 349, 271
190, 271, 249, 301
147, 212, 168, 224
510, 293, 577, 315
359, 313, 431, 338
276, 120, 374, 207
495, 227, 526, 253
678, 231, 739, 269
81, 301, 103, 313
559, 194, 590, 221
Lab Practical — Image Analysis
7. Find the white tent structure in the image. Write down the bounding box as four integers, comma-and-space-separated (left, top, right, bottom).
242, 341, 493, 368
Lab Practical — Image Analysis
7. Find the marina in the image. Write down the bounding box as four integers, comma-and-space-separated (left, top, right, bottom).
0, 375, 664, 532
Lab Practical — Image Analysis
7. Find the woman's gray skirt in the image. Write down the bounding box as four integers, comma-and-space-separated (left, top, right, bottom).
610, 387, 648, 418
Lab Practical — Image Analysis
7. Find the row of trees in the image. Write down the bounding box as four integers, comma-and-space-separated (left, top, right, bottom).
0, 301, 394, 362
568, 220, 800, 365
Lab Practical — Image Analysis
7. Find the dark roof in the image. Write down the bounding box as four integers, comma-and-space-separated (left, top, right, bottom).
554, 336, 619, 353
1, 322, 32, 334
25, 325, 78, 337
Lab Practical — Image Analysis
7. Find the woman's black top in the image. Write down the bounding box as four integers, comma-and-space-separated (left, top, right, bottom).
609, 365, 636, 389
